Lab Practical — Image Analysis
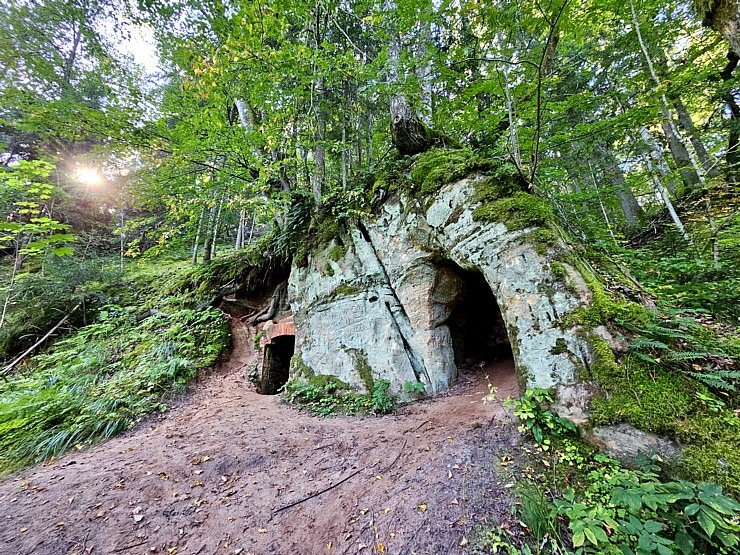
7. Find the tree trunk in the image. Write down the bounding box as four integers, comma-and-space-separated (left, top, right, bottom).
721, 51, 739, 187
210, 196, 224, 259
596, 144, 644, 230
638, 127, 683, 194
313, 77, 326, 203
674, 99, 720, 178
631, 0, 705, 191
660, 121, 701, 188
192, 204, 205, 264
390, 95, 432, 155
696, 0, 740, 56
638, 130, 692, 243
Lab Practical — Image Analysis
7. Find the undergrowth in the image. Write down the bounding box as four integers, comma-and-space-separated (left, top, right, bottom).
0, 306, 229, 474
474, 390, 740, 555
284, 376, 395, 417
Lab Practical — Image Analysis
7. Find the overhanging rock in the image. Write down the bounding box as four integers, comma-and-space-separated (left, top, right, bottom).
288, 175, 604, 396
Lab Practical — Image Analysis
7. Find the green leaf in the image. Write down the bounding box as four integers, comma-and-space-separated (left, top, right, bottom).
697, 508, 716, 537
52, 247, 74, 257
643, 520, 663, 534
584, 527, 598, 545
572, 530, 585, 547
674, 529, 694, 555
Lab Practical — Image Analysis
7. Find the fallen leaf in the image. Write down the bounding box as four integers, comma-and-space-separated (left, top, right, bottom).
389, 533, 396, 539
202, 456, 211, 462
460, 537, 469, 547
360, 508, 369, 515
133, 514, 144, 523
257, 528, 267, 533
384, 507, 391, 514
327, 541, 332, 550
448, 470, 453, 479
20, 527, 28, 532
377, 544, 384, 553
451, 498, 459, 505
167, 548, 177, 554
418, 504, 427, 512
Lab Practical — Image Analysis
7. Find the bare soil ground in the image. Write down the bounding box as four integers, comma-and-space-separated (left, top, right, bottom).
0, 320, 524, 555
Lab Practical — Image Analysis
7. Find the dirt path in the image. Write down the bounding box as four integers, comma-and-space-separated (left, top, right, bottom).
0, 320, 523, 555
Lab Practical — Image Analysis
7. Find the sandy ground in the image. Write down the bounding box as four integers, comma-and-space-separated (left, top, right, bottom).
0, 320, 524, 555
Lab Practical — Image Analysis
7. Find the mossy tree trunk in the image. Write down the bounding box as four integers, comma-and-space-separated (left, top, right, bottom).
390, 95, 432, 156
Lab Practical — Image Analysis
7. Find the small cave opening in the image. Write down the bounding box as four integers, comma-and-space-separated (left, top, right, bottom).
444, 264, 512, 368
260, 335, 295, 395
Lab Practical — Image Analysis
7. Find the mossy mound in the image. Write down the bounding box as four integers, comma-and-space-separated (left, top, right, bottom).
410, 147, 494, 196
472, 191, 553, 230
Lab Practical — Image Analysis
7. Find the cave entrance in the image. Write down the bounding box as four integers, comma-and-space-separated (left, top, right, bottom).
445, 264, 512, 367
261, 335, 295, 395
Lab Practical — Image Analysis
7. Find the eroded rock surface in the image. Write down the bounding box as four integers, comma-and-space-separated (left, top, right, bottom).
289, 176, 605, 395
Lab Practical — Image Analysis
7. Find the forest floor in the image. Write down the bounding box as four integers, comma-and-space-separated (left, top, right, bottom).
0, 319, 524, 555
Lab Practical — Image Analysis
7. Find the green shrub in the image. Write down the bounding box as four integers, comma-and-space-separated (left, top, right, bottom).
0, 307, 230, 474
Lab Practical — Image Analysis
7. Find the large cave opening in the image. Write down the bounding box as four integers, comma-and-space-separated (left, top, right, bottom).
444, 264, 512, 367
260, 335, 295, 395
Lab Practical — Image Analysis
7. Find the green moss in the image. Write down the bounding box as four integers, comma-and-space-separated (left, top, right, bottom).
290, 353, 315, 378
294, 217, 344, 269
673, 415, 740, 498
590, 364, 699, 434
411, 148, 492, 196
472, 192, 553, 230
327, 244, 346, 262
550, 337, 569, 355
332, 283, 361, 298
345, 347, 374, 391
472, 174, 519, 203
551, 261, 567, 281
253, 331, 264, 351
564, 265, 652, 329
306, 374, 350, 391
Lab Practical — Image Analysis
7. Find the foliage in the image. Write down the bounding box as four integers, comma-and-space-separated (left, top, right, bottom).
476, 400, 740, 555
504, 388, 577, 448
0, 306, 229, 474
285, 375, 395, 417
621, 311, 740, 392
0, 255, 121, 360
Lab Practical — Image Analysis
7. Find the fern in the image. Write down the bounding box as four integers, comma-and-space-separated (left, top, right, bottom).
686, 370, 740, 391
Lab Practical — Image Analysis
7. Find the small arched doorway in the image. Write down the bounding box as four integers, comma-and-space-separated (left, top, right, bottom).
261, 335, 295, 395
442, 263, 512, 367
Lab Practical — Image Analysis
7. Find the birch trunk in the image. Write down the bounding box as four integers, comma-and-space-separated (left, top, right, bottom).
192, 204, 205, 265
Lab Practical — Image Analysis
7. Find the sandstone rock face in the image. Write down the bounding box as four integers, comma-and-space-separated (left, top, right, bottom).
590, 424, 682, 466
289, 176, 604, 396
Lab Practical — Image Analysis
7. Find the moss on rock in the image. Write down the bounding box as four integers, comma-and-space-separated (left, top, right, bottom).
411, 148, 492, 196
472, 191, 553, 230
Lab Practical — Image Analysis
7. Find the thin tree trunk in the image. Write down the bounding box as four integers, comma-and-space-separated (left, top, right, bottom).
235, 209, 245, 250
210, 196, 224, 259
3, 303, 81, 377
313, 77, 326, 204
638, 130, 692, 243
631, 0, 705, 190
202, 196, 218, 263
597, 144, 644, 230
503, 65, 522, 170
639, 127, 683, 194
589, 163, 617, 242
674, 98, 720, 177
192, 203, 206, 264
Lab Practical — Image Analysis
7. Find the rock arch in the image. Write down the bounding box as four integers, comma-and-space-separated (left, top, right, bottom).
288, 176, 601, 396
